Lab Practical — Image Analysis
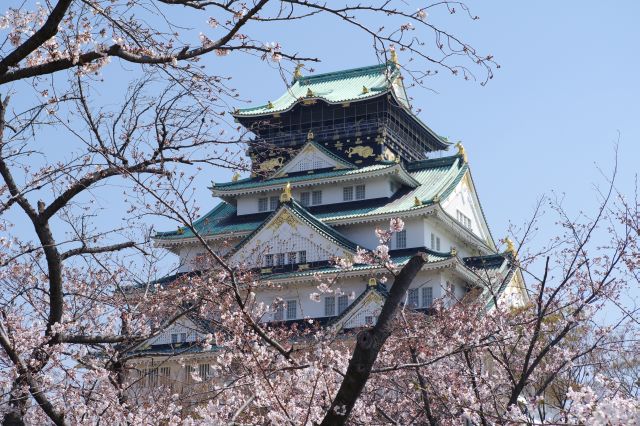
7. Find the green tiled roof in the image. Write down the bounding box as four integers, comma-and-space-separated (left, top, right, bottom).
262, 249, 452, 281
233, 62, 406, 117
155, 155, 466, 241
211, 163, 394, 193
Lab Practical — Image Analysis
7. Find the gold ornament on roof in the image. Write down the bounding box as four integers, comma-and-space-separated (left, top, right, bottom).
368, 278, 377, 287
267, 101, 274, 109
505, 237, 517, 256
306, 88, 314, 97
414, 196, 422, 207
432, 193, 440, 203
362, 86, 369, 94
232, 172, 241, 182
257, 157, 285, 173
450, 247, 457, 256
389, 47, 399, 65
280, 182, 292, 202
346, 145, 374, 159
455, 142, 468, 163
293, 64, 303, 80
307, 129, 314, 140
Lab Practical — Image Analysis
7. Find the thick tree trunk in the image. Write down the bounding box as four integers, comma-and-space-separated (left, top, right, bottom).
321, 253, 429, 425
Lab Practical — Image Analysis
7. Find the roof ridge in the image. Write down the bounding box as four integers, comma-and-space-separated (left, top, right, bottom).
405, 154, 461, 171
295, 62, 395, 85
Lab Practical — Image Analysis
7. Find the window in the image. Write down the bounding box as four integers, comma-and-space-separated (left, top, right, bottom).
456, 210, 472, 229
422, 287, 433, 308
270, 196, 279, 211
276, 253, 285, 266
408, 288, 419, 308
286, 300, 297, 320
146, 367, 159, 387
265, 254, 274, 267
171, 333, 178, 344
365, 316, 374, 325
180, 332, 187, 342
258, 197, 268, 212
338, 295, 348, 314
343, 186, 353, 201
324, 296, 335, 316
396, 230, 407, 249
355, 184, 365, 200
159, 367, 171, 385
312, 190, 322, 205
184, 365, 195, 384
198, 363, 211, 381
287, 252, 297, 264
298, 250, 307, 263
273, 301, 284, 321
300, 192, 311, 206
430, 233, 441, 251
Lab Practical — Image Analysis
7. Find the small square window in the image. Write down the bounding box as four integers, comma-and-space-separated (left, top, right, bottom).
338, 295, 348, 314
171, 333, 178, 344
287, 252, 297, 264
430, 233, 441, 251
300, 192, 310, 206
270, 196, 279, 211
365, 316, 374, 325
396, 230, 407, 249
355, 184, 365, 200
276, 253, 285, 266
258, 198, 268, 212
265, 254, 274, 267
324, 296, 335, 316
408, 288, 419, 308
286, 300, 297, 320
422, 287, 433, 308
312, 190, 322, 205
343, 186, 353, 201
180, 332, 187, 342
298, 250, 307, 263
198, 363, 210, 381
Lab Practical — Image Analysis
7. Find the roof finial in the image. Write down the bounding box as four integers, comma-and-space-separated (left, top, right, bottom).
280, 182, 292, 203
267, 101, 274, 109
307, 129, 314, 140
505, 237, 517, 257
362, 86, 369, 94
368, 278, 377, 287
450, 247, 457, 257
389, 46, 399, 65
306, 88, 314, 97
455, 142, 468, 163
293, 63, 303, 80
232, 172, 241, 182
414, 196, 423, 207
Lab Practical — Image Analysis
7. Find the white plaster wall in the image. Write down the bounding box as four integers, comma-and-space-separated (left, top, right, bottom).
335, 217, 426, 251
147, 318, 203, 346
441, 178, 490, 243
255, 269, 446, 323
176, 239, 239, 273
235, 175, 396, 215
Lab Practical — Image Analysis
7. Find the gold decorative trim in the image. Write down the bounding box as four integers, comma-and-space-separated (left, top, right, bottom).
268, 209, 298, 231
346, 145, 374, 159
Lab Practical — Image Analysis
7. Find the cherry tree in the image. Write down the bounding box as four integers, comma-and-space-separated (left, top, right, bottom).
0, 1, 638, 425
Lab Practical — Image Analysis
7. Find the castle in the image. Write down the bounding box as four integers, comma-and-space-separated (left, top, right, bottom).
127, 58, 526, 393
